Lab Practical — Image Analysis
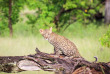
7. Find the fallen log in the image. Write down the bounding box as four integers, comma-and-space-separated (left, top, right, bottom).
0, 48, 110, 74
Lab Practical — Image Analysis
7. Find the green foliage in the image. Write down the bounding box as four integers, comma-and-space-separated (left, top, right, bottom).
0, 0, 26, 24
25, 0, 103, 32
25, 0, 57, 30
0, 21, 9, 36
63, 0, 77, 10
88, 9, 96, 14
63, 0, 102, 21
0, 0, 105, 36
0, 0, 30, 36
100, 26, 110, 47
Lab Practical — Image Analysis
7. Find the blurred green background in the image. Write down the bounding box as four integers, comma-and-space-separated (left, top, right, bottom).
0, 0, 110, 74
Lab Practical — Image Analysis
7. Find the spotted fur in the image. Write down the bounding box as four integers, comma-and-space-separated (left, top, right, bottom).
39, 27, 81, 58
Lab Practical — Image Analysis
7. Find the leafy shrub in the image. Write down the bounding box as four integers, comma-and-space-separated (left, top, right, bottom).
100, 25, 110, 47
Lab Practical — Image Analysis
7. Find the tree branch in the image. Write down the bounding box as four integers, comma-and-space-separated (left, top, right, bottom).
0, 48, 110, 74
53, 0, 106, 31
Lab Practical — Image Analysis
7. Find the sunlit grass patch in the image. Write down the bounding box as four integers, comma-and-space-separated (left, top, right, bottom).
0, 23, 110, 74
0, 36, 109, 62
71, 37, 110, 62
0, 36, 54, 56
0, 71, 54, 74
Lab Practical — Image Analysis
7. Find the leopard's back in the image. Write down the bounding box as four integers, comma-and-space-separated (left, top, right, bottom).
48, 33, 81, 57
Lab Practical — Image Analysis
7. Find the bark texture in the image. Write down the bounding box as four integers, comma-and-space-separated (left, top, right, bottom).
0, 48, 110, 74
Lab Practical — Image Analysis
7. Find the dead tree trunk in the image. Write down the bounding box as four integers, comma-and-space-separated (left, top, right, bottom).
8, 0, 13, 37
0, 48, 110, 74
105, 0, 110, 24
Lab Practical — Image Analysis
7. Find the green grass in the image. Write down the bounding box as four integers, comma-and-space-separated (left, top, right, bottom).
0, 36, 54, 74
0, 36, 54, 56
0, 35, 110, 61
0, 23, 110, 74
0, 71, 54, 74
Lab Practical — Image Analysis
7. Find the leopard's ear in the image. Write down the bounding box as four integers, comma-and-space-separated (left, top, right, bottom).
39, 29, 44, 34
49, 27, 52, 33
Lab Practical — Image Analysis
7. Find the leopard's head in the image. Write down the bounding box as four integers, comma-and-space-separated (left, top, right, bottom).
39, 27, 52, 40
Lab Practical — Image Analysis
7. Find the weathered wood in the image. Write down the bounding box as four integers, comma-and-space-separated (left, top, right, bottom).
0, 48, 110, 74
0, 56, 24, 73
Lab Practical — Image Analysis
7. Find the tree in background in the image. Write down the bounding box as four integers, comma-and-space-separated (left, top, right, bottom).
105, 0, 110, 24
0, 0, 26, 36
26, 0, 105, 32
0, 0, 109, 36
8, 0, 12, 36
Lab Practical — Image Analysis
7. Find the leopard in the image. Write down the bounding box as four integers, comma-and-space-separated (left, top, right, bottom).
39, 27, 81, 58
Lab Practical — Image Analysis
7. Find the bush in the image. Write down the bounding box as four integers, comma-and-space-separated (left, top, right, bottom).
100, 25, 110, 48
